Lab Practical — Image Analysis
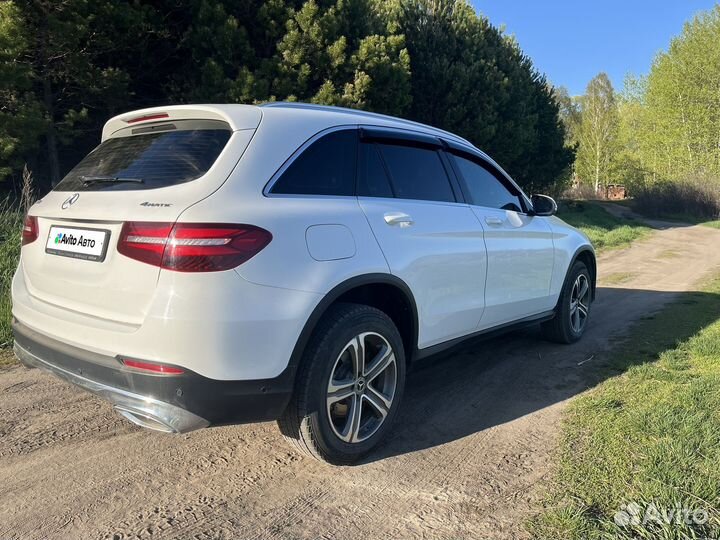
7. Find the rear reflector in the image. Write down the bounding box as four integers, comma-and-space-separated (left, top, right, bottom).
22, 215, 38, 245
118, 222, 272, 272
126, 113, 169, 124
121, 358, 185, 375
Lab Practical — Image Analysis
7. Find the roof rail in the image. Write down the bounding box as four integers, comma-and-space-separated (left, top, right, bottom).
259, 102, 473, 147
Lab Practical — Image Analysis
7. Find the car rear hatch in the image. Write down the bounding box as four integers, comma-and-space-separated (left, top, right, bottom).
20, 106, 261, 328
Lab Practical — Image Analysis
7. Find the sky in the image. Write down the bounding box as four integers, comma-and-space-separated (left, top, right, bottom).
471, 0, 718, 96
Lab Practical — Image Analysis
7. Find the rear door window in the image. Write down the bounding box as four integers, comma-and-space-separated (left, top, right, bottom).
55, 120, 232, 192
270, 129, 358, 196
376, 143, 456, 203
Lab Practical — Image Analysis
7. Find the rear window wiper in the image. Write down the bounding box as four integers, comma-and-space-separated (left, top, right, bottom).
79, 175, 145, 185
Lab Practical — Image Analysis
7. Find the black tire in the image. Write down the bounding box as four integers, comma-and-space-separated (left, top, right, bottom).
278, 303, 406, 465
542, 261, 592, 344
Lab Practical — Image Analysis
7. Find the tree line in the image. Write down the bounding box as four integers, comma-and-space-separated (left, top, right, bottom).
561, 4, 720, 207
0, 0, 572, 196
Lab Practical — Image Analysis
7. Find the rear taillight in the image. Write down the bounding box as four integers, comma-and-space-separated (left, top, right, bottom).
117, 222, 272, 272
22, 215, 38, 245
117, 222, 174, 267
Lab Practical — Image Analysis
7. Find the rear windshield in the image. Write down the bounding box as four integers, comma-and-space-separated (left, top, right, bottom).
54, 120, 232, 192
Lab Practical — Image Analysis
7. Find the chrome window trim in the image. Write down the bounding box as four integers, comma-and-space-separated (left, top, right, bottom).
357, 195, 471, 209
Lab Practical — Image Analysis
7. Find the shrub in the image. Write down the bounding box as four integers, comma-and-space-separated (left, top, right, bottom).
0, 166, 33, 348
557, 200, 651, 250
633, 178, 720, 220
0, 201, 22, 347
562, 183, 602, 200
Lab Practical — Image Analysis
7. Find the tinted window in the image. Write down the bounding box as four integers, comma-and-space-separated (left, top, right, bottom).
358, 143, 393, 198
55, 120, 232, 192
453, 154, 523, 212
271, 130, 357, 196
377, 143, 455, 203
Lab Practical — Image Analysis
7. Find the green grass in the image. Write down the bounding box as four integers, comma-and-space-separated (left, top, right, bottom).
623, 202, 720, 229
529, 276, 720, 539
660, 215, 720, 229
0, 202, 22, 350
0, 348, 15, 368
602, 271, 636, 285
656, 213, 720, 229
557, 200, 652, 251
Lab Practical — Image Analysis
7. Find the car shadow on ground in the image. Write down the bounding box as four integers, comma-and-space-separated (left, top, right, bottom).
364, 286, 720, 463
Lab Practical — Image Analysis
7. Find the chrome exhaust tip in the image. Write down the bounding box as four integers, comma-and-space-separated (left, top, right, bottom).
110, 401, 210, 434
14, 341, 210, 434
115, 406, 178, 433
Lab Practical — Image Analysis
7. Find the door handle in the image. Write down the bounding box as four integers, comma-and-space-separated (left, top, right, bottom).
384, 212, 414, 227
484, 216, 503, 226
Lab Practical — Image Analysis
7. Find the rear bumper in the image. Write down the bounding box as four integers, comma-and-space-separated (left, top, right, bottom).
12, 260, 321, 381
12, 319, 294, 433
14, 338, 209, 433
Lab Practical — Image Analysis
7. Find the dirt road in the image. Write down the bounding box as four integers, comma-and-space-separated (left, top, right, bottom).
2, 215, 720, 540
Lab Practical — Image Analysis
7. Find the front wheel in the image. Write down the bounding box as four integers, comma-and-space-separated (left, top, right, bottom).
278, 303, 406, 464
542, 261, 592, 344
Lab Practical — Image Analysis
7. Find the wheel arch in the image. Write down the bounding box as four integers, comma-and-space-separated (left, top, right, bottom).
288, 274, 419, 375
570, 246, 597, 301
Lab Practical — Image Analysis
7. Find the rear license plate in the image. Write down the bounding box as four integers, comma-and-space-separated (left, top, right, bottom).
45, 225, 110, 262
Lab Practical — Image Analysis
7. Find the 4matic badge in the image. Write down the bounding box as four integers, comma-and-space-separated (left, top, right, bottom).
140, 201, 172, 207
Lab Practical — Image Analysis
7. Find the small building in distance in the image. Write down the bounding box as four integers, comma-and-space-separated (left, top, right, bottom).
605, 184, 627, 200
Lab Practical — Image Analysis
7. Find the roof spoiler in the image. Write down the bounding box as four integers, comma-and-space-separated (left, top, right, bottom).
102, 105, 262, 141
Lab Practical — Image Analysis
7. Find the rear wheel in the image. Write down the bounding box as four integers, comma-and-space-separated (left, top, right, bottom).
278, 303, 406, 464
542, 261, 592, 344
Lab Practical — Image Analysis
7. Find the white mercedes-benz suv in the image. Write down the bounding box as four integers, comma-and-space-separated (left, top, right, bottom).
12, 103, 595, 464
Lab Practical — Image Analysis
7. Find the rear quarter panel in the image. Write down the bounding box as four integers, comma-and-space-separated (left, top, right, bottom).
177, 111, 391, 296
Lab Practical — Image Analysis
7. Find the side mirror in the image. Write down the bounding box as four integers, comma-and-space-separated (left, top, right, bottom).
530, 194, 557, 216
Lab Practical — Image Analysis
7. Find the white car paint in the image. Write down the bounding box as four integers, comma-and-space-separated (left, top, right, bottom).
470, 205, 556, 329
359, 196, 488, 347
12, 103, 593, 387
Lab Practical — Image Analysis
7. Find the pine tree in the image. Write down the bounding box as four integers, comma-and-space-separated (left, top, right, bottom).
0, 0, 572, 195
0, 2, 45, 183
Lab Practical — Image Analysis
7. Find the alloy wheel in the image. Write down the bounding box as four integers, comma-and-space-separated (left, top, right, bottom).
569, 274, 590, 333
326, 332, 398, 443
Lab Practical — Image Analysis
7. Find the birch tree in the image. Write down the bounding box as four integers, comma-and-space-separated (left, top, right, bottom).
576, 73, 619, 193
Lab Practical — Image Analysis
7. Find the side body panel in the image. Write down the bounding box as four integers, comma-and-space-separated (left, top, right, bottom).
470, 207, 556, 329
545, 215, 596, 298
358, 198, 487, 348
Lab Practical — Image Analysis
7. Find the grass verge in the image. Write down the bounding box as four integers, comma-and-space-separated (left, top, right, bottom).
619, 199, 720, 229
0, 348, 16, 368
557, 201, 652, 251
638, 211, 720, 229
528, 275, 720, 539
0, 202, 21, 350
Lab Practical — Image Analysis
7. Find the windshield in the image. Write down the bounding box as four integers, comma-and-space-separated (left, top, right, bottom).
55, 120, 232, 192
